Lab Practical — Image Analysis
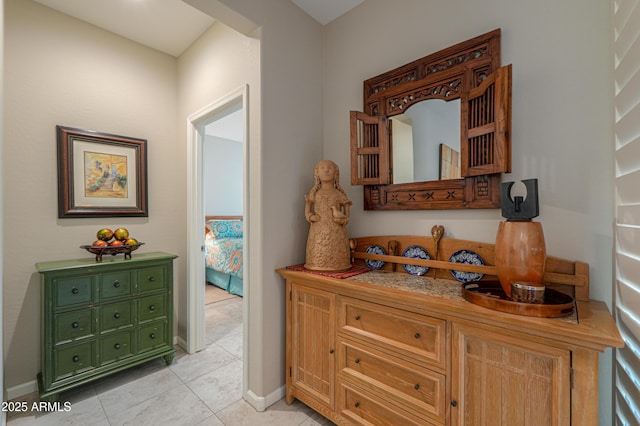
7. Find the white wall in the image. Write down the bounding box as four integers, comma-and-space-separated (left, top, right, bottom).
2, 0, 180, 396
184, 0, 324, 401
323, 0, 614, 423
203, 136, 243, 215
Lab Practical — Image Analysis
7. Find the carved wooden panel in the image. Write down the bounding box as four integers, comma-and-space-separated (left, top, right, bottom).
451, 323, 571, 426
350, 28, 510, 210
290, 284, 336, 409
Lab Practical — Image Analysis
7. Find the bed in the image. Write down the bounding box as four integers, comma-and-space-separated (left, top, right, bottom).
204, 215, 243, 297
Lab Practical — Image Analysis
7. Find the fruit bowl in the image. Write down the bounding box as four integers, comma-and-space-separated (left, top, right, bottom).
80, 243, 145, 262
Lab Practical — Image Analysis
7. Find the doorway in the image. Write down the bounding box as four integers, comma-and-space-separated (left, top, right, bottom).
186, 85, 249, 396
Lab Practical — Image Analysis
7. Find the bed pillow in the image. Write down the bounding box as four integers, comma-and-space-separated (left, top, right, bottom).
207, 219, 243, 239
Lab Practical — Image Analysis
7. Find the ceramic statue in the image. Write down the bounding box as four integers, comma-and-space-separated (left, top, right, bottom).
304, 160, 352, 271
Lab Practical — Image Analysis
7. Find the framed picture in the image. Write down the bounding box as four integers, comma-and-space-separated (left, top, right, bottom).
57, 125, 148, 218
439, 143, 461, 180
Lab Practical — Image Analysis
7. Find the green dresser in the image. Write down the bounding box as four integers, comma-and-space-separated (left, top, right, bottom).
36, 251, 177, 402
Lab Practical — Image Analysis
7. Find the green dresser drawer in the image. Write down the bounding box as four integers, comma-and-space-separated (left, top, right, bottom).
54, 341, 96, 381
138, 294, 166, 323
100, 330, 134, 365
138, 266, 166, 293
54, 309, 95, 344
101, 301, 134, 332
54, 276, 93, 309
100, 270, 132, 300
139, 321, 167, 353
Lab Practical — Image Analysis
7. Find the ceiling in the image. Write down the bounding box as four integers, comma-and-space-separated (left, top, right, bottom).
32, 0, 365, 57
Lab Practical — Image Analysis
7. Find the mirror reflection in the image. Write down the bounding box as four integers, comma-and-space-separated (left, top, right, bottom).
391, 99, 460, 183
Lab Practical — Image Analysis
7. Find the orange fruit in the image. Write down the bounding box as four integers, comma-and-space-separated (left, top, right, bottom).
124, 238, 138, 246
109, 240, 124, 246
114, 228, 129, 241
97, 228, 113, 241
92, 240, 108, 247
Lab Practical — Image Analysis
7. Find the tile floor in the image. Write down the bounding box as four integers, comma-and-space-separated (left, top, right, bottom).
7, 291, 335, 425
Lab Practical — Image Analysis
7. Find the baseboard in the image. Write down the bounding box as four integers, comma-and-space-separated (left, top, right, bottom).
5, 380, 37, 401
175, 335, 185, 349
244, 385, 285, 412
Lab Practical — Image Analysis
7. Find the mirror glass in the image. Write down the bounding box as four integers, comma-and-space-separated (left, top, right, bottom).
390, 99, 460, 184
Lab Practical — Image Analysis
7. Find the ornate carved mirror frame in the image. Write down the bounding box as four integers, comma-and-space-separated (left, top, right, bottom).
350, 29, 512, 210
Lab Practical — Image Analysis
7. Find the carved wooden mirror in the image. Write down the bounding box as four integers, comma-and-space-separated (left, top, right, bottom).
350, 29, 512, 210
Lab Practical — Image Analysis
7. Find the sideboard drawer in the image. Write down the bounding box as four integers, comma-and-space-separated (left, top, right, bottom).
100, 330, 135, 365
100, 270, 133, 300
54, 276, 93, 309
338, 381, 437, 426
138, 294, 166, 323
54, 341, 97, 381
138, 266, 166, 293
338, 297, 446, 370
54, 309, 95, 344
101, 300, 134, 332
338, 338, 446, 424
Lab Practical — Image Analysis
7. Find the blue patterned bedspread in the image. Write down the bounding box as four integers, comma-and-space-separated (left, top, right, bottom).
205, 235, 243, 279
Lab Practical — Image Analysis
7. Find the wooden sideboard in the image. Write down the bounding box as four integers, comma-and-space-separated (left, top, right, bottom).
277, 235, 623, 425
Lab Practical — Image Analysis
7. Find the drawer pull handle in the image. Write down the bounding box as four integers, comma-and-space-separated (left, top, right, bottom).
329, 349, 334, 354
71, 322, 79, 329
414, 333, 421, 339
114, 313, 121, 319
113, 281, 120, 288
114, 343, 121, 350
354, 358, 360, 364
148, 276, 156, 282
150, 333, 156, 339
72, 355, 80, 363
414, 384, 420, 390
354, 402, 360, 408
71, 287, 79, 295
149, 305, 155, 311
451, 400, 458, 407
355, 315, 360, 320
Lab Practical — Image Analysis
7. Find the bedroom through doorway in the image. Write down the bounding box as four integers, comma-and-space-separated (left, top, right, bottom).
186, 85, 249, 399
202, 105, 244, 359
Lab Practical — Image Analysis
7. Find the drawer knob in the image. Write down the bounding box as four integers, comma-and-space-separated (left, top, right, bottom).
148, 276, 156, 282
149, 305, 155, 311
72, 355, 80, 363
71, 322, 79, 329
113, 281, 120, 288
355, 315, 361, 320
114, 312, 121, 319
329, 349, 334, 354
150, 333, 156, 339
114, 343, 121, 350
414, 384, 420, 390
354, 358, 360, 364
354, 402, 360, 408
414, 333, 421, 339
71, 287, 79, 295
451, 400, 458, 407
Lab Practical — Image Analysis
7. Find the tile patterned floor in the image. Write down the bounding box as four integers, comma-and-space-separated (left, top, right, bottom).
7, 295, 335, 425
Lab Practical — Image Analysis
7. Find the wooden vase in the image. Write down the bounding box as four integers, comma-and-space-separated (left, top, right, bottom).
494, 221, 546, 298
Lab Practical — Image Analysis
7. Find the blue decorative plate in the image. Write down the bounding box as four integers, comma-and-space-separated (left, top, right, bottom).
365, 245, 386, 270
449, 250, 485, 283
402, 245, 431, 276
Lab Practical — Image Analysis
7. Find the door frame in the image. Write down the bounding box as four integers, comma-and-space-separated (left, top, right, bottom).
186, 84, 249, 386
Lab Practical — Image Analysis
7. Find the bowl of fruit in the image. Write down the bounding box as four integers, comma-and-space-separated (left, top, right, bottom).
81, 228, 144, 262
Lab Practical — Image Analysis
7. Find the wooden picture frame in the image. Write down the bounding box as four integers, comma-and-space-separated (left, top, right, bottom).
57, 125, 148, 218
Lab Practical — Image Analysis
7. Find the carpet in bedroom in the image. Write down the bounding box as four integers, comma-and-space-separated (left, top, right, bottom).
206, 283, 237, 304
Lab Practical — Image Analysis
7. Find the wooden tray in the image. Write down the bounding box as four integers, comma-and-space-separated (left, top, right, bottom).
463, 281, 575, 318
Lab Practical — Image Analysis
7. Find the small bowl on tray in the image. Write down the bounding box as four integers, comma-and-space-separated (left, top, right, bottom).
80, 243, 145, 262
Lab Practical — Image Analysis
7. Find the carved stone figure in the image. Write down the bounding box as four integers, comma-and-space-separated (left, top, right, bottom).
304, 160, 352, 271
